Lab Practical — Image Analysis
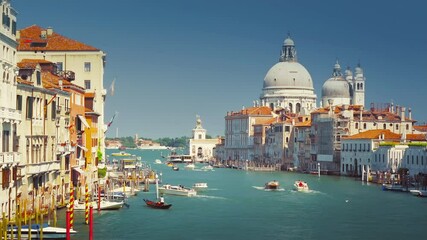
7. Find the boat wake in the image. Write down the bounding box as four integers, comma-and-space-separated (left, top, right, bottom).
195, 195, 227, 200
252, 186, 285, 191
291, 189, 322, 194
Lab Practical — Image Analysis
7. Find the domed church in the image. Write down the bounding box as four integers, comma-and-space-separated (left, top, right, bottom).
321, 61, 365, 107
260, 35, 317, 114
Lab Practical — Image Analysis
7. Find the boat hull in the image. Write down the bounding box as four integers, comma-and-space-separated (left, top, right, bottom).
143, 199, 172, 209
158, 185, 197, 196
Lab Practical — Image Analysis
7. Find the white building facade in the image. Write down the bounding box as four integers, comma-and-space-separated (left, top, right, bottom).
189, 116, 219, 162
0, 0, 21, 220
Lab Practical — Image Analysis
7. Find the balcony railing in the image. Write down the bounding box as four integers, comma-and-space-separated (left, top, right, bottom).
26, 160, 61, 175
0, 107, 21, 121
0, 152, 21, 165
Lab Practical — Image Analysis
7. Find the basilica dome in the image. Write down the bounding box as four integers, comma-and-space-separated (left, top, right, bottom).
263, 61, 314, 90
321, 77, 351, 98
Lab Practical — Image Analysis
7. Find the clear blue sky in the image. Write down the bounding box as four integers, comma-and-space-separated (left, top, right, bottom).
14, 0, 427, 139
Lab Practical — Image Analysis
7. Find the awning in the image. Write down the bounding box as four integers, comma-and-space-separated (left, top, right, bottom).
77, 145, 88, 152
72, 167, 84, 174
77, 115, 90, 129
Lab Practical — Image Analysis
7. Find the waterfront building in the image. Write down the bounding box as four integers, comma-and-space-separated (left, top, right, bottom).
189, 116, 220, 162
341, 129, 427, 177
253, 118, 276, 164
292, 118, 312, 172
308, 104, 416, 174
213, 137, 225, 164
224, 106, 272, 163
321, 61, 365, 108
16, 25, 107, 163
260, 35, 317, 114
16, 59, 71, 211
0, 0, 21, 220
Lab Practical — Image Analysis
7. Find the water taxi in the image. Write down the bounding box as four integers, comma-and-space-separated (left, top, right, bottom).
158, 184, 197, 197
265, 180, 280, 190
200, 165, 214, 171
184, 163, 195, 170
294, 180, 309, 191
111, 151, 131, 157
409, 189, 427, 197
8, 224, 77, 239
193, 182, 208, 191
74, 200, 124, 210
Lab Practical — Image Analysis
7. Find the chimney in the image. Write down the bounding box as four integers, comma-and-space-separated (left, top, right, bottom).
401, 107, 406, 121
16, 30, 20, 40
41, 30, 47, 39
359, 106, 363, 121
408, 108, 412, 119
47, 27, 53, 36
59, 79, 63, 90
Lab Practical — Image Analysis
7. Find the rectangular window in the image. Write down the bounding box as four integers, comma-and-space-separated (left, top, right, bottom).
26, 97, 33, 119
84, 80, 91, 89
56, 62, 63, 71
84, 62, 91, 72
36, 71, 41, 85
16, 95, 22, 111
51, 101, 56, 120
2, 130, 10, 152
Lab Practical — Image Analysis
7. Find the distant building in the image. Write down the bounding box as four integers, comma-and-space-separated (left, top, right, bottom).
189, 116, 219, 162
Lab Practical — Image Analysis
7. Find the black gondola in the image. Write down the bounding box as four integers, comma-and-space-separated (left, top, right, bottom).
143, 199, 172, 209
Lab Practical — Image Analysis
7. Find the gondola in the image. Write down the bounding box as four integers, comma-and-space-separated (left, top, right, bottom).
143, 199, 172, 209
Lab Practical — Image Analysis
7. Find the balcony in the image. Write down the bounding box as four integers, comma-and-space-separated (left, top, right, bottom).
0, 107, 21, 122
26, 160, 61, 175
0, 152, 21, 165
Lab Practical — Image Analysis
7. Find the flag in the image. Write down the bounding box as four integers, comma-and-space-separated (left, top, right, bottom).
104, 112, 118, 133
47, 93, 57, 106
109, 79, 115, 96
107, 112, 117, 127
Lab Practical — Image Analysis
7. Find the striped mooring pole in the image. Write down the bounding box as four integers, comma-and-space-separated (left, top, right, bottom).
85, 183, 89, 225
70, 183, 74, 229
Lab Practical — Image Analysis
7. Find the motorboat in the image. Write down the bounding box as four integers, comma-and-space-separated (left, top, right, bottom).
74, 200, 124, 210
111, 151, 131, 157
409, 189, 427, 197
8, 223, 77, 239
158, 184, 197, 197
265, 180, 280, 190
382, 183, 404, 191
172, 165, 179, 171
154, 159, 162, 164
184, 163, 195, 170
143, 199, 172, 209
294, 180, 309, 191
166, 162, 174, 167
200, 165, 214, 171
193, 182, 208, 191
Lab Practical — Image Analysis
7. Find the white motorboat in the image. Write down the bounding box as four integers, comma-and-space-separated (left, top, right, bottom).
184, 163, 195, 170
382, 183, 404, 191
154, 159, 162, 164
294, 180, 309, 191
8, 224, 77, 239
200, 165, 214, 171
409, 189, 427, 197
74, 200, 124, 210
193, 182, 208, 191
158, 184, 197, 196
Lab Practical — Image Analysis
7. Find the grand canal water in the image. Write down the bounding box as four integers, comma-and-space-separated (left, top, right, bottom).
59, 149, 427, 240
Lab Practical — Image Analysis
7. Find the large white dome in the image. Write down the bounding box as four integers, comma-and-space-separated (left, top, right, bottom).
263, 61, 314, 90
322, 77, 351, 98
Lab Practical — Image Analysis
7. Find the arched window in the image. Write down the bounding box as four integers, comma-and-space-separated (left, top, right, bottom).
363, 123, 367, 129
296, 103, 301, 113
288, 103, 293, 112
355, 123, 359, 129
360, 83, 363, 90
383, 124, 386, 129
269, 103, 274, 110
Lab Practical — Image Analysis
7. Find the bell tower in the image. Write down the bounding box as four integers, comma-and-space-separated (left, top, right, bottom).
352, 63, 365, 107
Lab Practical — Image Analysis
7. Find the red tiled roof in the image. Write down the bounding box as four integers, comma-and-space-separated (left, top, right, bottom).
406, 134, 427, 141
414, 125, 427, 132
18, 25, 99, 51
18, 59, 52, 69
295, 120, 311, 127
344, 129, 401, 140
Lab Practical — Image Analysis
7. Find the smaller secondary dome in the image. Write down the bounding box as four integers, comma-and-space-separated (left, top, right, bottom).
284, 37, 294, 46
322, 77, 351, 98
